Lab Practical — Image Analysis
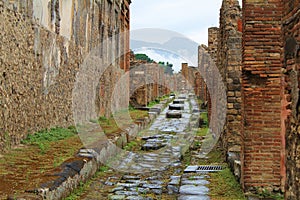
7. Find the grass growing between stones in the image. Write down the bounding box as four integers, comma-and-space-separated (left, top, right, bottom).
147, 95, 170, 107
0, 127, 83, 199
64, 165, 111, 200
196, 127, 209, 137
196, 150, 245, 199
148, 99, 160, 107
209, 168, 246, 200
184, 143, 245, 200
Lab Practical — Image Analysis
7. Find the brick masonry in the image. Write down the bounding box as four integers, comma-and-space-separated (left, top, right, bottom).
0, 0, 131, 152
242, 0, 284, 192
197, 0, 296, 195
129, 55, 176, 107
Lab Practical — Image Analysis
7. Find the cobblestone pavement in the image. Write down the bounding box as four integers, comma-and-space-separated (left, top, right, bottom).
81, 94, 211, 200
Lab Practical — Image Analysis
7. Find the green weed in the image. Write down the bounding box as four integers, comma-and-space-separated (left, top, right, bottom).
209, 167, 246, 200
124, 141, 138, 151
196, 127, 209, 137
21, 126, 77, 154
148, 99, 160, 107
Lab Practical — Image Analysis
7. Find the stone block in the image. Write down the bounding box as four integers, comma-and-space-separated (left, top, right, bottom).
166, 111, 182, 119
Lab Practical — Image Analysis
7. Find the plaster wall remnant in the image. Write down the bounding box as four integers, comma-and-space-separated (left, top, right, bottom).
0, 0, 131, 152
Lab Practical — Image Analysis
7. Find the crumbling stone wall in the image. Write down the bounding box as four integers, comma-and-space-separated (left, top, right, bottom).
242, 0, 284, 192
282, 0, 300, 199
129, 63, 174, 107
198, 45, 210, 103
217, 0, 243, 180
206, 28, 219, 126
0, 0, 131, 152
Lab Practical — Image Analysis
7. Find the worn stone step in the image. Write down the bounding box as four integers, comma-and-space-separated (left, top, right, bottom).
169, 104, 185, 110
166, 111, 182, 118
173, 99, 185, 104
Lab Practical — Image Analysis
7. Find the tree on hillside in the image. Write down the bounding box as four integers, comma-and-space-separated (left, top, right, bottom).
134, 54, 154, 63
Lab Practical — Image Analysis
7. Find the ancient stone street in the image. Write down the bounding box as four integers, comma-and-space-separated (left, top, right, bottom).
80, 95, 212, 199
2, 0, 300, 199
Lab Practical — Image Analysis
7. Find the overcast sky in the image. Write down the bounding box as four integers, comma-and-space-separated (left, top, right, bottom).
130, 0, 242, 45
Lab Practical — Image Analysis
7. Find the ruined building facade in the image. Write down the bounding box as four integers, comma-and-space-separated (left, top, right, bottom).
196, 0, 300, 198
129, 56, 176, 107
0, 0, 131, 151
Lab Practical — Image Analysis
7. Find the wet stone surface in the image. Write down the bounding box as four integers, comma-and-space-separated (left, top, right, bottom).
141, 134, 176, 151
80, 95, 211, 199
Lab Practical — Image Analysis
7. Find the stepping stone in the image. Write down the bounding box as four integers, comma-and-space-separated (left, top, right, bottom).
178, 95, 187, 99
178, 195, 210, 200
142, 143, 166, 151
169, 104, 184, 110
166, 111, 182, 118
173, 99, 185, 104
179, 185, 209, 195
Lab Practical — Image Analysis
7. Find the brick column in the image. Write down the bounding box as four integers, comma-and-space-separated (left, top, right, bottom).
242, 0, 284, 192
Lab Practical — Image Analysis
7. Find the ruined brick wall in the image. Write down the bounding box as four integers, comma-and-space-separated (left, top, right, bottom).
207, 27, 220, 135
129, 63, 171, 107
282, 0, 300, 199
217, 0, 243, 178
198, 45, 210, 103
242, 0, 284, 192
0, 0, 131, 151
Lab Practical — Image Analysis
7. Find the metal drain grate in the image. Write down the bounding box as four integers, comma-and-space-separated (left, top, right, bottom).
197, 165, 223, 172
184, 165, 223, 173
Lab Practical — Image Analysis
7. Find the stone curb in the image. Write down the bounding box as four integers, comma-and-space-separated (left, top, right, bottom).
8, 100, 172, 200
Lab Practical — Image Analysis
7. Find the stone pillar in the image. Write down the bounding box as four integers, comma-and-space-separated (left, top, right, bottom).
181, 63, 189, 92
217, 0, 243, 182
282, 0, 300, 199
242, 0, 284, 192
207, 27, 219, 136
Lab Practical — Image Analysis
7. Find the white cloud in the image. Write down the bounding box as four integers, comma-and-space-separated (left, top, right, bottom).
131, 0, 243, 45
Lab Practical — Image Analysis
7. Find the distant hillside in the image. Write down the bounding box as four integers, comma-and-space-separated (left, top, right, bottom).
131, 36, 199, 59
